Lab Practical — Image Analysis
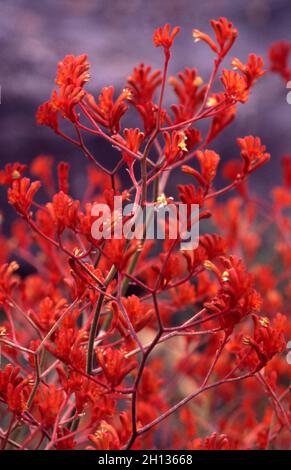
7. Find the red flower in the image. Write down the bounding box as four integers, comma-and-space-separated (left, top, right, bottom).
8, 177, 41, 217
35, 384, 64, 429
192, 432, 234, 450
237, 135, 270, 175
204, 256, 262, 334
0, 163, 27, 185
96, 347, 136, 388
46, 191, 80, 234
196, 149, 220, 188
193, 17, 237, 58
51, 86, 85, 123
0, 262, 19, 305
178, 184, 205, 206
170, 68, 205, 122
282, 155, 291, 188
0, 365, 30, 415
153, 24, 180, 57
221, 69, 249, 103
41, 54, 90, 124
55, 54, 90, 89
126, 63, 163, 135
117, 295, 152, 334
163, 130, 188, 165
36, 97, 59, 131
57, 161, 70, 194
115, 128, 145, 166
127, 63, 162, 106
205, 93, 237, 144
88, 421, 120, 450
31, 155, 54, 193
232, 54, 265, 89
269, 41, 291, 82
86, 86, 130, 134
29, 297, 67, 333
240, 314, 286, 372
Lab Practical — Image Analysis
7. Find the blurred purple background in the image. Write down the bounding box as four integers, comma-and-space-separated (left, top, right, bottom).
1, 0, 291, 203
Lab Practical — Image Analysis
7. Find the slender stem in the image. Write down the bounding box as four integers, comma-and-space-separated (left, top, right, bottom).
86, 265, 116, 374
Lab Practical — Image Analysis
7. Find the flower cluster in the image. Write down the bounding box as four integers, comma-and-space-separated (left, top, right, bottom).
0, 19, 290, 451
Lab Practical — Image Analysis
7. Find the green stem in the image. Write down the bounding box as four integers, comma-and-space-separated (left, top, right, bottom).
86, 265, 116, 374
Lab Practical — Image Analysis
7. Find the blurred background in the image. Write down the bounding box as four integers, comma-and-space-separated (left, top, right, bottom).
0, 0, 291, 207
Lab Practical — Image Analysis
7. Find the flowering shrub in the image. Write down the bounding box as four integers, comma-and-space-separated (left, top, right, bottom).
0, 18, 290, 450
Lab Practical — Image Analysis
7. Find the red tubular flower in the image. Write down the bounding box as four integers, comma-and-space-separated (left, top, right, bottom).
205, 93, 237, 144
237, 135, 270, 175
53, 87, 86, 122
127, 63, 163, 135
192, 432, 234, 450
35, 384, 64, 429
88, 421, 120, 450
0, 262, 19, 305
36, 97, 59, 131
95, 347, 136, 388
0, 364, 30, 415
117, 296, 152, 334
269, 41, 291, 82
193, 17, 237, 58
29, 297, 67, 333
46, 191, 80, 234
178, 184, 205, 206
170, 68, 205, 123
196, 149, 220, 189
240, 314, 286, 372
163, 130, 188, 165
199, 233, 227, 259
31, 155, 54, 193
37, 55, 89, 126
153, 23, 180, 58
0, 162, 27, 185
104, 239, 137, 271
55, 54, 90, 89
116, 128, 145, 166
85, 86, 130, 134
221, 69, 249, 103
282, 155, 291, 188
127, 63, 162, 106
232, 54, 265, 89
8, 177, 41, 217
204, 256, 262, 334
57, 161, 70, 194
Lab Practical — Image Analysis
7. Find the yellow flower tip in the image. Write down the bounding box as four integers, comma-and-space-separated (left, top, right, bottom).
259, 317, 270, 328
73, 247, 84, 257
122, 88, 132, 100
9, 261, 19, 273
203, 260, 215, 271
0, 327, 7, 337
178, 141, 188, 152
192, 30, 201, 42
156, 193, 168, 207
206, 97, 217, 107
193, 76, 203, 87
178, 132, 188, 152
12, 170, 21, 180
242, 336, 251, 345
